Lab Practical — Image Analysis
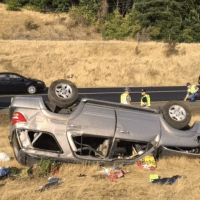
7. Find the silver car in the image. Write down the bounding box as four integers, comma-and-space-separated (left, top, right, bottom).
8, 80, 200, 166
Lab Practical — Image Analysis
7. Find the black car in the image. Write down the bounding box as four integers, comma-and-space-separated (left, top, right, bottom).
0, 73, 46, 94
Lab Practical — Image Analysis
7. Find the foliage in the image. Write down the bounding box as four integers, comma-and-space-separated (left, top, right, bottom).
6, 0, 21, 11
101, 9, 141, 40
37, 157, 59, 176
70, 5, 98, 26
25, 21, 39, 30
134, 0, 200, 42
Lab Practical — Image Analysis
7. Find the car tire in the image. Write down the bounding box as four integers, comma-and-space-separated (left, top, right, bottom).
48, 79, 78, 108
162, 101, 191, 130
27, 85, 37, 94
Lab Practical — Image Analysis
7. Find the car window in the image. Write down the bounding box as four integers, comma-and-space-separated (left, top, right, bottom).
0, 74, 9, 80
9, 74, 21, 79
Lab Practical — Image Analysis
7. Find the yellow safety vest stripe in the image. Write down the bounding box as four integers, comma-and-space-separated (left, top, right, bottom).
188, 85, 196, 94
141, 94, 151, 107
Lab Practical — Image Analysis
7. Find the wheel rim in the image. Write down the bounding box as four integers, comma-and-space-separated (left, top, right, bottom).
169, 105, 186, 121
28, 86, 36, 94
55, 83, 72, 99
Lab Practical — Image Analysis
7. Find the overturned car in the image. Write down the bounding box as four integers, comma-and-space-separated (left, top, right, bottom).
8, 80, 200, 166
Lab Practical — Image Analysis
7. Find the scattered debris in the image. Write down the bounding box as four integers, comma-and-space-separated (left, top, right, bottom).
48, 177, 62, 183
36, 182, 61, 192
107, 170, 127, 180
0, 153, 10, 162
152, 175, 186, 185
136, 155, 156, 170
77, 174, 86, 178
150, 174, 159, 182
0, 166, 10, 176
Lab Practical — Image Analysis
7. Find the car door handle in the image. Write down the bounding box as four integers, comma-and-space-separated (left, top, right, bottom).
70, 124, 81, 128
120, 130, 130, 134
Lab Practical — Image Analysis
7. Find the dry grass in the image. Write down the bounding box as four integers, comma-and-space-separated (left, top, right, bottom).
0, 3, 100, 41
0, 109, 200, 200
0, 40, 200, 87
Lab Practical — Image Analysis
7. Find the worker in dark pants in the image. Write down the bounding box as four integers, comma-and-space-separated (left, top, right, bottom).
184, 82, 199, 102
141, 89, 151, 108
120, 87, 131, 105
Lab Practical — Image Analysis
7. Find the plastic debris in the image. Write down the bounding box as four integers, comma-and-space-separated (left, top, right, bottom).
152, 175, 186, 185
0, 166, 10, 176
36, 182, 61, 192
107, 170, 127, 180
0, 153, 10, 162
48, 177, 62, 183
150, 174, 159, 182
136, 155, 156, 170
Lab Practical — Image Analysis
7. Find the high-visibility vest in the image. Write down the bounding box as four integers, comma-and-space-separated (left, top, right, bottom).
141, 94, 151, 107
188, 85, 197, 94
121, 93, 131, 104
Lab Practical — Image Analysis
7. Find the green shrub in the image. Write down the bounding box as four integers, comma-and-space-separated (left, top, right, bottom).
101, 9, 141, 40
70, 6, 98, 26
37, 157, 59, 176
25, 21, 39, 30
6, 0, 21, 11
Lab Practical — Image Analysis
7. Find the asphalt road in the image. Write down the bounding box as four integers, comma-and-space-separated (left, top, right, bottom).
0, 86, 199, 109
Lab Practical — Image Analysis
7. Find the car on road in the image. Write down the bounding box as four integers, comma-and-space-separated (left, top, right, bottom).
8, 79, 200, 166
0, 72, 46, 94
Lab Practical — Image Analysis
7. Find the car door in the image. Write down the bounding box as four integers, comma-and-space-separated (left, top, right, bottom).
115, 108, 161, 142
0, 74, 11, 93
8, 74, 26, 93
68, 103, 116, 138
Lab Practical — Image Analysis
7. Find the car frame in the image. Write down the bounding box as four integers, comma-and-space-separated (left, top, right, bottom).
9, 94, 200, 166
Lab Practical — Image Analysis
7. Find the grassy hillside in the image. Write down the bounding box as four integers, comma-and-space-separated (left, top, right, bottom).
0, 3, 100, 41
0, 39, 199, 87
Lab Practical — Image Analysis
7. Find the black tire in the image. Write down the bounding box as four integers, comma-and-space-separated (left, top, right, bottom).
48, 79, 78, 108
27, 85, 37, 94
162, 101, 191, 130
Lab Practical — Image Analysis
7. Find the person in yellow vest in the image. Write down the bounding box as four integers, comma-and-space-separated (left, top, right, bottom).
141, 89, 151, 107
184, 82, 199, 102
120, 87, 131, 105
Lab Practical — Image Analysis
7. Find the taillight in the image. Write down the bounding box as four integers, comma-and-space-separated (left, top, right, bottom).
12, 112, 27, 126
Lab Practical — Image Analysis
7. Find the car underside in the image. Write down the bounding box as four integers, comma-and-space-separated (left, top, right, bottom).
8, 79, 200, 166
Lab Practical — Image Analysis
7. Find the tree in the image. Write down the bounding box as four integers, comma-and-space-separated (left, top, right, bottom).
134, 0, 200, 42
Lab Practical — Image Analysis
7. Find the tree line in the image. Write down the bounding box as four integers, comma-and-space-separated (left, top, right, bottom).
1, 0, 200, 42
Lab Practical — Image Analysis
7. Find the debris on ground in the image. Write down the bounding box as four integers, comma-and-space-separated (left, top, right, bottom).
136, 155, 156, 170
48, 177, 62, 183
151, 175, 186, 185
150, 174, 159, 182
77, 174, 86, 178
36, 182, 61, 192
0, 166, 10, 176
0, 153, 10, 162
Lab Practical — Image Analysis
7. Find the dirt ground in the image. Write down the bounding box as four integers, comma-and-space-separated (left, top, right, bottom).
0, 108, 200, 200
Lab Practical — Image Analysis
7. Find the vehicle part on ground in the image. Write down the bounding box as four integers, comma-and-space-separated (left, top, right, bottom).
162, 101, 191, 130
27, 85, 37, 94
48, 79, 78, 108
8, 80, 200, 167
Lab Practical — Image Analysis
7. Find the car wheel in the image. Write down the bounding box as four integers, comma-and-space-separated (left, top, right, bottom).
27, 85, 37, 94
48, 79, 78, 108
162, 101, 191, 130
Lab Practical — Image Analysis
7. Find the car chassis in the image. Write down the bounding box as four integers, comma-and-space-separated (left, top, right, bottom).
9, 94, 200, 166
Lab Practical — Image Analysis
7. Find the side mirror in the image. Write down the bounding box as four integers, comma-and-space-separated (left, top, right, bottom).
21, 78, 25, 82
